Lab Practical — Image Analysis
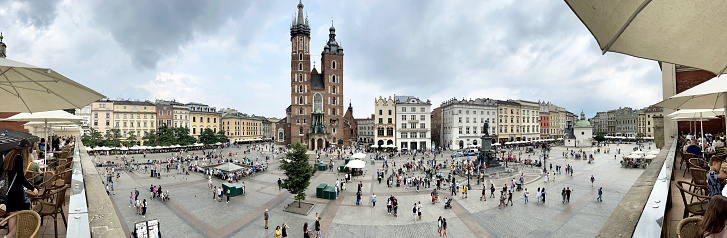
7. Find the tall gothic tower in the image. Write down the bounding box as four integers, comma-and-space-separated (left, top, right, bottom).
281, 0, 351, 149
290, 0, 311, 144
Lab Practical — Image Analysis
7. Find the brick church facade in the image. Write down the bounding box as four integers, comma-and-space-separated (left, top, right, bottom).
276, 1, 356, 149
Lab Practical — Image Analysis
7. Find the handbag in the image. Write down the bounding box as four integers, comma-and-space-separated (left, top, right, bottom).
0, 158, 17, 200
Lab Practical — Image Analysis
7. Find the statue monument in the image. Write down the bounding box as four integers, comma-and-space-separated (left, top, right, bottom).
478, 121, 501, 168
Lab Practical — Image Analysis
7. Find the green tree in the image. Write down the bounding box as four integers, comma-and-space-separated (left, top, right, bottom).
125, 133, 138, 147
199, 128, 218, 145
280, 142, 316, 207
142, 130, 158, 146
173, 127, 196, 145
595, 132, 606, 145
105, 129, 122, 147
82, 127, 103, 147
216, 130, 228, 143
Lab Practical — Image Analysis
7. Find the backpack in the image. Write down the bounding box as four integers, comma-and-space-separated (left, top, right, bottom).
413, 206, 417, 213
0, 156, 17, 200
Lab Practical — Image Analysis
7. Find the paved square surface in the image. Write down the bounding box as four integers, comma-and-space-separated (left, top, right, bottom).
91, 142, 652, 238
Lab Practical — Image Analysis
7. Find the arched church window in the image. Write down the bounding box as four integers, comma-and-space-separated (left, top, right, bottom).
299, 85, 303, 93
299, 96, 304, 105
299, 63, 303, 71
299, 53, 303, 61
313, 93, 323, 112
332, 60, 336, 69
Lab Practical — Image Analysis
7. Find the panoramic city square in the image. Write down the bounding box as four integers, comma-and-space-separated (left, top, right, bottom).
89, 141, 650, 238
1, 0, 726, 238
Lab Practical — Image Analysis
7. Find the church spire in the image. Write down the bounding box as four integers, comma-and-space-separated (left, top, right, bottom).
297, 0, 305, 26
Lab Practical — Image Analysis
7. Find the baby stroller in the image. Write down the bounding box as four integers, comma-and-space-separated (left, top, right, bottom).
516, 183, 523, 192
444, 198, 452, 209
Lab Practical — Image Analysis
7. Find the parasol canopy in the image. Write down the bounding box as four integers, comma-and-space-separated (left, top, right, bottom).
345, 159, 366, 169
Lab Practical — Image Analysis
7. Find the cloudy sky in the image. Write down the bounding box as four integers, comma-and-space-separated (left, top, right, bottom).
0, 0, 663, 119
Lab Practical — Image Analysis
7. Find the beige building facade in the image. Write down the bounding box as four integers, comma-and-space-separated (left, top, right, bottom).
112, 100, 156, 140
91, 99, 114, 134
497, 100, 521, 143
374, 96, 396, 147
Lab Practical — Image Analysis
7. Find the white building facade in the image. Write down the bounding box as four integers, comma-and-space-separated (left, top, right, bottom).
440, 98, 498, 150
515, 100, 540, 142
394, 96, 432, 151
75, 104, 92, 135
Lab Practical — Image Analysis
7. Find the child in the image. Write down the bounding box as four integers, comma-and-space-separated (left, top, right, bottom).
707, 156, 727, 197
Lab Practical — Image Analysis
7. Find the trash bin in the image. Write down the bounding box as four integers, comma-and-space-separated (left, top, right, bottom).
316, 183, 327, 198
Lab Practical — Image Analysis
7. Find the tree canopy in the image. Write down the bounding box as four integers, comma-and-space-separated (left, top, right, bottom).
280, 142, 316, 207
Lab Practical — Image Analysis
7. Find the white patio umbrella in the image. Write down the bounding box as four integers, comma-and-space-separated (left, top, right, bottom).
565, 1, 727, 75
2, 110, 83, 162
351, 153, 366, 159
654, 77, 727, 137
0, 58, 105, 112
627, 154, 642, 159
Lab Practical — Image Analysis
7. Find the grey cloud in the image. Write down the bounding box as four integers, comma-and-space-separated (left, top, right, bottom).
88, 1, 276, 70
11, 0, 60, 28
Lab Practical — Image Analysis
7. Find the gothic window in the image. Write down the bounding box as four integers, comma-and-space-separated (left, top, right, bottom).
332, 60, 336, 69
313, 93, 323, 112
299, 85, 303, 93
299, 53, 302, 61
299, 63, 303, 71
299, 96, 304, 105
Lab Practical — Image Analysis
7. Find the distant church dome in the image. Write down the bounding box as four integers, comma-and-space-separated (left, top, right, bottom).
575, 111, 591, 127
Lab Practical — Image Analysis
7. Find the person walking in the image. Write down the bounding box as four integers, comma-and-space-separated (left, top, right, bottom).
226, 188, 231, 203
524, 188, 529, 204
417, 201, 422, 221
142, 199, 147, 218
541, 188, 547, 203
303, 223, 311, 238
442, 218, 448, 238
507, 190, 513, 206
481, 185, 487, 201
438, 216, 443, 237
591, 175, 595, 187
536, 188, 541, 202
274, 226, 282, 238
597, 187, 603, 202
130, 192, 134, 207
562, 188, 566, 203
213, 186, 217, 200
135, 198, 141, 215
371, 193, 377, 207
281, 223, 289, 238
387, 196, 392, 215
264, 209, 269, 229
315, 216, 321, 238
461, 185, 467, 198
278, 178, 282, 191
490, 183, 496, 198
566, 187, 571, 203
412, 203, 418, 221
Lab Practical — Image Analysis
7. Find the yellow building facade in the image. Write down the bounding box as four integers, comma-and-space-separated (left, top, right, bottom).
221, 113, 263, 143
186, 103, 221, 138
112, 100, 156, 141
497, 100, 521, 143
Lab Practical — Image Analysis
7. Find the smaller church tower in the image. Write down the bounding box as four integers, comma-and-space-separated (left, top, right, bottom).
0, 32, 7, 58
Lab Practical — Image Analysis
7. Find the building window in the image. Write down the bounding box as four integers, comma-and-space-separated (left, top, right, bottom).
94, 113, 98, 118
299, 63, 302, 71
332, 60, 336, 69
420, 123, 425, 128
386, 128, 393, 136
401, 123, 406, 129
377, 128, 384, 136
94, 120, 98, 126
388, 110, 392, 115
379, 118, 383, 124
402, 107, 406, 112
379, 110, 383, 115
388, 118, 392, 124
420, 115, 425, 121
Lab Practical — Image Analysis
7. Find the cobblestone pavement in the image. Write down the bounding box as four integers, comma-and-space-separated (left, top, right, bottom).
92, 142, 652, 238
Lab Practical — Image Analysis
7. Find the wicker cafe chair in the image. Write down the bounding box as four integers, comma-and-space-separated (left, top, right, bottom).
682, 153, 695, 176
32, 185, 68, 238
676, 217, 702, 238
0, 210, 41, 238
676, 181, 712, 219
53, 169, 72, 189
688, 168, 709, 198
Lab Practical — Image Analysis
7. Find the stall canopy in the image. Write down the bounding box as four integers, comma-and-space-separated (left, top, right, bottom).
345, 159, 366, 169
351, 153, 366, 159
213, 162, 245, 173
